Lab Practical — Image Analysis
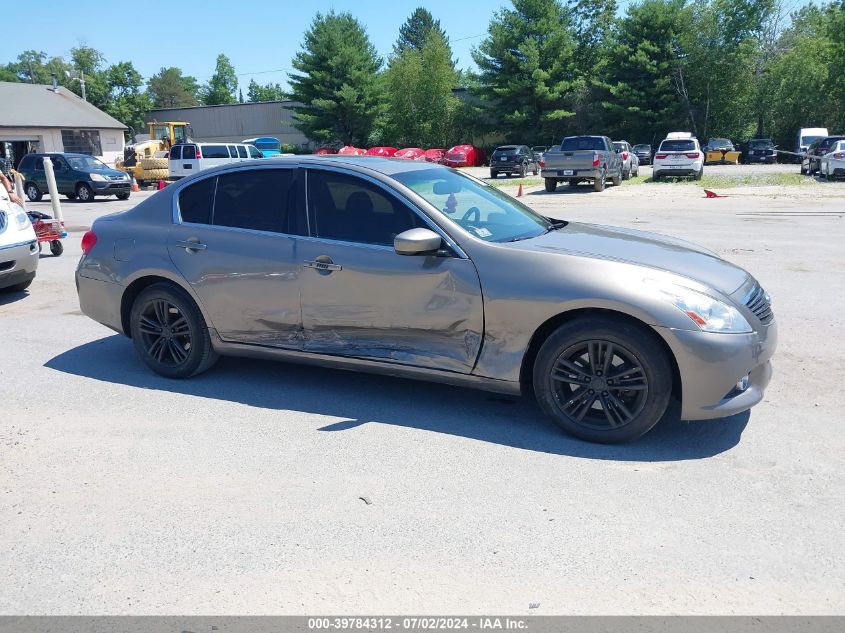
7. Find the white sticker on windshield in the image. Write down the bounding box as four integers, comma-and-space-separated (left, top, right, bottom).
475, 227, 492, 238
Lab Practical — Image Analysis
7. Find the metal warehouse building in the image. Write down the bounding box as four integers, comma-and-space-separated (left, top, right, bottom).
0, 81, 127, 168
148, 101, 311, 147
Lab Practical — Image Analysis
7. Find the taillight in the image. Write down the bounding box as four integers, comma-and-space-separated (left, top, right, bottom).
592, 152, 600, 167
833, 152, 845, 159
196, 150, 202, 159
655, 154, 668, 160
622, 152, 629, 160
81, 230, 97, 255
540, 159, 545, 168
686, 152, 700, 159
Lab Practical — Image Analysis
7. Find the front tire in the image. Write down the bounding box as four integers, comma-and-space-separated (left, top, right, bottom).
532, 316, 673, 443
544, 178, 557, 192
76, 183, 94, 202
490, 170, 498, 179
130, 283, 219, 379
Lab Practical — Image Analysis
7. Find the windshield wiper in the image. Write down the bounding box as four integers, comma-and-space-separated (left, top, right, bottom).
542, 219, 568, 234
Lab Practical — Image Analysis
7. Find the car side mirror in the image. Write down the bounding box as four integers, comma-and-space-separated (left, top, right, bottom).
394, 228, 442, 256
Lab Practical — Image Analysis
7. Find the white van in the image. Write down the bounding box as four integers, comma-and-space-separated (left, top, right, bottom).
169, 142, 264, 179
797, 127, 829, 156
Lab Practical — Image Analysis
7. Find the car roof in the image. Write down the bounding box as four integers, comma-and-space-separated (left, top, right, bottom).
494, 145, 520, 150
177, 155, 449, 179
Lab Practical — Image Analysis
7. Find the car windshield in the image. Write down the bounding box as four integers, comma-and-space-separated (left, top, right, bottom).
708, 139, 732, 148
561, 137, 605, 151
494, 146, 518, 154
613, 142, 625, 151
633, 145, 650, 151
393, 168, 554, 243
66, 156, 109, 170
750, 139, 773, 148
801, 135, 823, 146
660, 140, 696, 152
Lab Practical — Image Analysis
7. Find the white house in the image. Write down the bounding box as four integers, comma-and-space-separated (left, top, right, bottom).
0, 81, 127, 168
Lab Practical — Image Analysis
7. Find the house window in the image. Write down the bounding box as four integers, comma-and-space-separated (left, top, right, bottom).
61, 130, 103, 155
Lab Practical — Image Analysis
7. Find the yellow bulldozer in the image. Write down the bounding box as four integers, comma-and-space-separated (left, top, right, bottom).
117, 121, 191, 186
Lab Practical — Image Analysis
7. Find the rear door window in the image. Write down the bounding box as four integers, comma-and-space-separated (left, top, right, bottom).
236, 145, 248, 159
212, 169, 296, 234
182, 145, 197, 160
169, 146, 182, 161
228, 145, 239, 158
178, 177, 215, 224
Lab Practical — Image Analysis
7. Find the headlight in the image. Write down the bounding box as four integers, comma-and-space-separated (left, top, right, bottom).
649, 281, 752, 333
13, 207, 30, 230
89, 173, 107, 182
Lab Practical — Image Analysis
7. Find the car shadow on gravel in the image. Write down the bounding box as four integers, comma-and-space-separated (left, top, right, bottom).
46, 335, 750, 462
528, 186, 597, 195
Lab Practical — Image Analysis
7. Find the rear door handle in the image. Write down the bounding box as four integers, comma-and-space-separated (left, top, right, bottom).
304, 259, 341, 272
176, 240, 207, 252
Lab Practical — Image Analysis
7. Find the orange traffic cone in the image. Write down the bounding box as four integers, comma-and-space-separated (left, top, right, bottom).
131, 177, 139, 192
517, 183, 524, 197
158, 180, 166, 190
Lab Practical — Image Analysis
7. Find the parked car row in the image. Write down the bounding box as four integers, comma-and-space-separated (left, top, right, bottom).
801, 134, 845, 177
318, 145, 487, 168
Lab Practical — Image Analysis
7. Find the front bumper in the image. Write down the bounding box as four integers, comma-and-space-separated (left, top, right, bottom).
0, 239, 39, 289
748, 154, 776, 163
92, 180, 131, 194
655, 318, 777, 420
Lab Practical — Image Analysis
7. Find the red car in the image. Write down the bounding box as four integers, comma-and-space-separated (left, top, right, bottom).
394, 147, 426, 160
365, 146, 398, 157
424, 148, 446, 163
444, 144, 484, 167
338, 146, 366, 156
313, 147, 337, 155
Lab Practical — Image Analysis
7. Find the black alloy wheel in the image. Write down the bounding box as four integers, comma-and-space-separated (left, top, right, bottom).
533, 316, 672, 443
136, 298, 194, 367
130, 283, 218, 378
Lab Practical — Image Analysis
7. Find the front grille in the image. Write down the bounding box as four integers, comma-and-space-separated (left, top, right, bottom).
107, 175, 126, 181
745, 284, 774, 324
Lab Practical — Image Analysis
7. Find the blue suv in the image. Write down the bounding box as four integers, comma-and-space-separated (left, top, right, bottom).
18, 153, 131, 202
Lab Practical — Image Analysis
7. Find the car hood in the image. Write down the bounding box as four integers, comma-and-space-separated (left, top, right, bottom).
91, 168, 126, 177
513, 222, 749, 295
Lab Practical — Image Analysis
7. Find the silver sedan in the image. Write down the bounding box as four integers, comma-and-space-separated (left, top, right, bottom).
76, 157, 776, 443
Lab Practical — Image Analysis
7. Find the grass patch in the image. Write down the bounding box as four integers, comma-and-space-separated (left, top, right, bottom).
627, 173, 814, 188
486, 177, 544, 188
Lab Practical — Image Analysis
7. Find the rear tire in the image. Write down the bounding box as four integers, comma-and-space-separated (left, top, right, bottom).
611, 171, 622, 186
593, 171, 606, 192
532, 316, 673, 444
130, 283, 219, 379
544, 178, 557, 192
694, 168, 704, 181
623, 169, 631, 181
490, 170, 498, 179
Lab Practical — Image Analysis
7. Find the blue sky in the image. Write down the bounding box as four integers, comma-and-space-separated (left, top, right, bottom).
3, 0, 514, 89
4, 0, 810, 90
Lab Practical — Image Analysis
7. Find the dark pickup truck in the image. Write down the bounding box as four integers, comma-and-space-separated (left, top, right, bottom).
541, 135, 624, 192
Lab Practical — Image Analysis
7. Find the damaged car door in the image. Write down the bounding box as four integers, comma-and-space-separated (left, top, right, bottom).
298, 167, 484, 373
167, 166, 305, 347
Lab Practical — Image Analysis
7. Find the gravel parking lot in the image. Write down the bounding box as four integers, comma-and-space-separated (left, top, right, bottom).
2, 168, 844, 615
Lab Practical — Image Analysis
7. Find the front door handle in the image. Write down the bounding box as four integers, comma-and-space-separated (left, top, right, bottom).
176, 239, 207, 252
304, 258, 342, 272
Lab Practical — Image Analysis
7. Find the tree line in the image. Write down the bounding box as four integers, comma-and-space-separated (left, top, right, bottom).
3, 0, 843, 152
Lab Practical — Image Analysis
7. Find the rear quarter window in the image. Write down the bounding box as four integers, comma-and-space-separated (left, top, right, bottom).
178, 177, 215, 224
